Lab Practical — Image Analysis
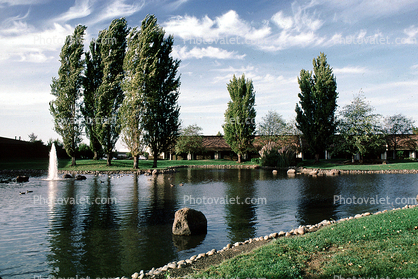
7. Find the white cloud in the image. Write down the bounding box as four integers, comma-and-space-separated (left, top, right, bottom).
265, 3, 326, 51
317, 0, 418, 23
53, 0, 92, 22
0, 20, 74, 62
163, 10, 271, 42
271, 11, 293, 30
333, 66, 369, 75
167, 0, 189, 10
211, 65, 255, 73
89, 0, 145, 24
402, 25, 418, 44
0, 0, 47, 6
173, 46, 245, 60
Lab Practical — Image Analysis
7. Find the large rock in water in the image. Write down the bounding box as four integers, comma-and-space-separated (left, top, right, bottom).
16, 176, 29, 182
172, 208, 207, 236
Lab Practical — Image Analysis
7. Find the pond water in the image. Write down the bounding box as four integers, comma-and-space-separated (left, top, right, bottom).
1, 168, 418, 278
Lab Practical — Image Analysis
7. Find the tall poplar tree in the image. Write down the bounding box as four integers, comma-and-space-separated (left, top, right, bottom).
223, 74, 256, 163
94, 18, 128, 166
50, 25, 86, 166
120, 25, 147, 169
82, 40, 103, 160
295, 52, 338, 162
136, 15, 181, 168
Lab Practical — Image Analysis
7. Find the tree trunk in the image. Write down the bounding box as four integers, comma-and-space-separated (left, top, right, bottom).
237, 153, 242, 163
133, 155, 139, 169
71, 156, 76, 166
153, 152, 158, 168
107, 153, 112, 166
314, 153, 320, 163
93, 151, 98, 160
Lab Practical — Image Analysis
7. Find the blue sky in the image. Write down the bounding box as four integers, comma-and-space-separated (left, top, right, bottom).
1, 0, 417, 151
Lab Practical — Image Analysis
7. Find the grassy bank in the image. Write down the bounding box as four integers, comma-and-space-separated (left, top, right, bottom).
192, 207, 418, 279
299, 159, 418, 171
0, 158, 256, 171
3, 158, 418, 172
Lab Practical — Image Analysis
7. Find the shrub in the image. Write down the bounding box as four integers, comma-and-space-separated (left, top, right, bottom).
259, 142, 295, 167
251, 157, 261, 164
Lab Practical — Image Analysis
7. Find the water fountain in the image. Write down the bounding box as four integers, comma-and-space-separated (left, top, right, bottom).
46, 143, 59, 180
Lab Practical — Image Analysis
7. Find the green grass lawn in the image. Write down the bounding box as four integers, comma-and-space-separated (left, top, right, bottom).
0, 158, 256, 171
3, 157, 418, 172
0, 158, 50, 170
193, 207, 418, 279
299, 159, 418, 171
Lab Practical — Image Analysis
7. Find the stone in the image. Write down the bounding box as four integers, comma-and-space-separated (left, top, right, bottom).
63, 174, 73, 179
309, 170, 318, 176
75, 174, 87, 180
226, 243, 232, 249
185, 259, 193, 264
167, 263, 177, 269
172, 208, 207, 236
131, 272, 139, 279
270, 232, 278, 238
272, 170, 278, 175
285, 232, 292, 237
16, 176, 29, 182
196, 253, 206, 259
207, 249, 216, 256
152, 169, 158, 175
296, 227, 306, 235
264, 235, 269, 240
287, 169, 296, 175
190, 255, 197, 261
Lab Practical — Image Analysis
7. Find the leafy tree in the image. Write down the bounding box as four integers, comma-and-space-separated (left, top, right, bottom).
28, 133, 38, 142
120, 25, 148, 169
258, 111, 287, 136
82, 40, 103, 160
257, 110, 290, 146
295, 52, 338, 162
336, 94, 385, 162
77, 143, 94, 159
223, 74, 256, 163
138, 15, 181, 168
175, 124, 204, 156
383, 114, 415, 159
50, 25, 86, 166
94, 18, 128, 166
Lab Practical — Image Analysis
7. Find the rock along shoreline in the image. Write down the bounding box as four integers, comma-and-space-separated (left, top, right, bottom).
3, 164, 418, 177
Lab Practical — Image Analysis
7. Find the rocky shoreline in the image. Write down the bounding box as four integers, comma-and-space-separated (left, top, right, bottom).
2, 164, 418, 177
122, 204, 418, 279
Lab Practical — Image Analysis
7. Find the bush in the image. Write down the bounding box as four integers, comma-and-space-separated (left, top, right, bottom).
259, 142, 295, 167
251, 157, 261, 164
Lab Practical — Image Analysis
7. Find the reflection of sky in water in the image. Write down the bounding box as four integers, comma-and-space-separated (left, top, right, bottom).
0, 170, 417, 278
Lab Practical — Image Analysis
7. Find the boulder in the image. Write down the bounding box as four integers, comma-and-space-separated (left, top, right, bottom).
75, 175, 87, 180
287, 169, 296, 175
63, 174, 73, 179
172, 208, 207, 236
16, 176, 29, 182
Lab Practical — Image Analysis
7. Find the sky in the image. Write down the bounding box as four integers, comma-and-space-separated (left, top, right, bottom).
1, 0, 417, 151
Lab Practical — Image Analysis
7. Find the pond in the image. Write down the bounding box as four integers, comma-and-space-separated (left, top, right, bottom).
1, 168, 417, 278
